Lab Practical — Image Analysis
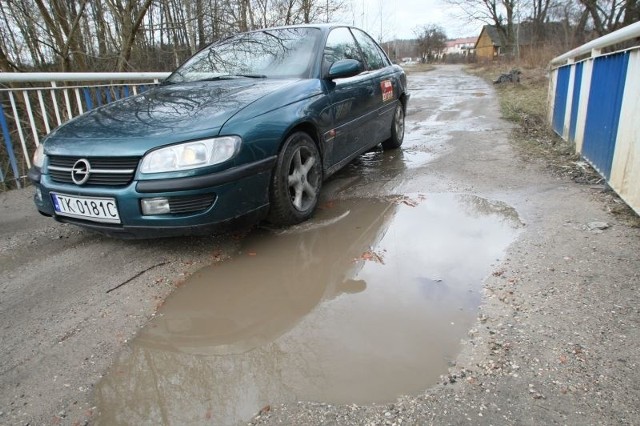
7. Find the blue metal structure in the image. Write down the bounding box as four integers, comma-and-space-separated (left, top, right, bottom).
582, 52, 629, 179
552, 66, 570, 136
549, 21, 640, 214
0, 101, 21, 188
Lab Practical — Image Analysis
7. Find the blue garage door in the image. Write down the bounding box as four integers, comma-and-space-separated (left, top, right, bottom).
583, 52, 630, 179
552, 66, 571, 136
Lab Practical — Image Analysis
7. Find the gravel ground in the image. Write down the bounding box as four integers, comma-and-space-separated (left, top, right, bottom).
0, 191, 244, 425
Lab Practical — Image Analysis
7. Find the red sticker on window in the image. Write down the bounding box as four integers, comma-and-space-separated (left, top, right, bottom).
381, 80, 393, 102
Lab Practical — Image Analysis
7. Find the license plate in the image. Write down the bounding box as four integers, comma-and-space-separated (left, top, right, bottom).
51, 193, 121, 224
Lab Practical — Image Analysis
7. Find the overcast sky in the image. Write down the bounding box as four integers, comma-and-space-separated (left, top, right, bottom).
335, 0, 484, 41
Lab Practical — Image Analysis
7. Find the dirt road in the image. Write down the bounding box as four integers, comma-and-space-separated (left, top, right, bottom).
1, 65, 638, 425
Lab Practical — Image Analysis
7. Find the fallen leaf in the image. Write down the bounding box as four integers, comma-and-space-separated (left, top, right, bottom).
259, 405, 271, 415
357, 250, 385, 264
319, 201, 335, 210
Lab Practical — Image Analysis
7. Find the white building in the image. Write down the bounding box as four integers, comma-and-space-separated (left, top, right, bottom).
444, 37, 478, 56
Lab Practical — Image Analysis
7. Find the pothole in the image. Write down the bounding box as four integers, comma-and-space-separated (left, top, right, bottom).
94, 194, 522, 425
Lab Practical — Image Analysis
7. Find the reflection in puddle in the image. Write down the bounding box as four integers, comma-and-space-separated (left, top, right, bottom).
95, 194, 522, 425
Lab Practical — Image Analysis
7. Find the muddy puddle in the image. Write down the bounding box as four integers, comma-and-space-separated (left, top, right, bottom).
94, 194, 522, 425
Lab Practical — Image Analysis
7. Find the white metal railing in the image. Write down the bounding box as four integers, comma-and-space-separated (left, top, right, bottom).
550, 21, 640, 67
0, 72, 170, 189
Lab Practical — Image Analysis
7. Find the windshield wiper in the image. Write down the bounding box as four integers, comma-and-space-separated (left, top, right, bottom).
191, 74, 267, 82
194, 75, 243, 82
235, 73, 267, 79
168, 74, 269, 84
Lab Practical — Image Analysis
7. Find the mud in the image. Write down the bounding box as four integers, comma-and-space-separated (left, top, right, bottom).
94, 195, 521, 424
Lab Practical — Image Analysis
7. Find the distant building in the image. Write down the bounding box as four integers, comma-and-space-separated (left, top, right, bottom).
475, 25, 503, 60
475, 22, 567, 61
444, 37, 478, 56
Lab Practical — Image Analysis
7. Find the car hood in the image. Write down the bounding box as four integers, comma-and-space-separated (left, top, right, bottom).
44, 79, 298, 157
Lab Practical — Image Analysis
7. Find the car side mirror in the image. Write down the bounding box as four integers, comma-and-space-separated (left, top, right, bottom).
327, 59, 363, 80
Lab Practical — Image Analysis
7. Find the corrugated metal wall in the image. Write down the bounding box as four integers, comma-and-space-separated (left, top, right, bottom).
552, 67, 571, 136
549, 47, 640, 215
582, 52, 630, 179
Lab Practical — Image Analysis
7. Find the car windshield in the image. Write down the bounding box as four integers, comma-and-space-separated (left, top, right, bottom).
166, 27, 321, 83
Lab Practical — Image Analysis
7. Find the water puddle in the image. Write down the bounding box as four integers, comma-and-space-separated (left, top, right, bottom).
400, 71, 503, 171
94, 194, 522, 425
339, 138, 441, 180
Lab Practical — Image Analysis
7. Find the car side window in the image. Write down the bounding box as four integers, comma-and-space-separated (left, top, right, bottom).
324, 27, 363, 70
352, 29, 389, 70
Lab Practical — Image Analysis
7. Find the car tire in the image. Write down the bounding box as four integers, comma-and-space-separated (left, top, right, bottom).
382, 102, 405, 150
268, 132, 322, 226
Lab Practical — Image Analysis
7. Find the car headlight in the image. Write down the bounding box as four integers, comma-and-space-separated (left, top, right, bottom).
140, 136, 241, 174
33, 143, 46, 168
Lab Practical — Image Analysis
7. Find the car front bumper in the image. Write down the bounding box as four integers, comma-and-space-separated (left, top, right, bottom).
29, 156, 276, 238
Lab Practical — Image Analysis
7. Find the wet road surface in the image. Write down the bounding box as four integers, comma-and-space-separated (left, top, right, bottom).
94, 69, 523, 425
4, 65, 639, 426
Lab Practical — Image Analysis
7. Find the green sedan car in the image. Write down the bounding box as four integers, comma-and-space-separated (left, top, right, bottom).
29, 24, 409, 238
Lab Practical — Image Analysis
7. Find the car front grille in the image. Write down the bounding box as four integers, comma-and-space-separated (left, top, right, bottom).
48, 156, 140, 186
169, 194, 216, 214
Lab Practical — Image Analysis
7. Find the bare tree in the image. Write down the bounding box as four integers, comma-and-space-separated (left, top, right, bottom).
623, 0, 640, 26
29, 0, 90, 71
579, 0, 638, 36
528, 0, 557, 42
0, 2, 24, 71
414, 24, 447, 62
0, 0, 348, 73
445, 0, 519, 56
106, 0, 154, 71
0, 45, 19, 72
